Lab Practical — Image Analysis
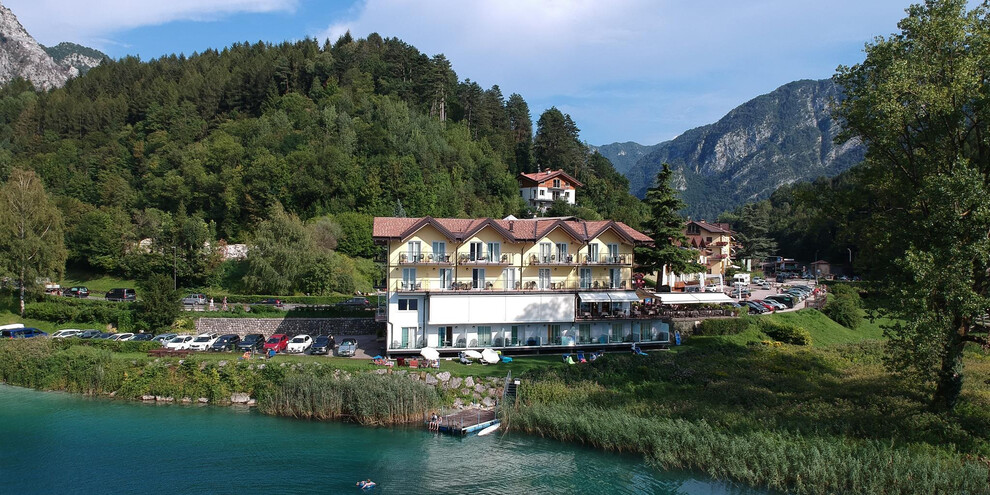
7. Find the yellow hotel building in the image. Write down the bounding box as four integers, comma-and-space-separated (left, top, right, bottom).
373, 216, 673, 355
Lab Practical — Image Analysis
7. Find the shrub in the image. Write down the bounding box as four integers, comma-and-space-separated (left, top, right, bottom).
759, 320, 812, 345
822, 284, 862, 329
695, 317, 752, 336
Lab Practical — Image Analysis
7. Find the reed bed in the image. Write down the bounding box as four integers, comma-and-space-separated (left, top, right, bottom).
512, 403, 990, 495
259, 372, 441, 425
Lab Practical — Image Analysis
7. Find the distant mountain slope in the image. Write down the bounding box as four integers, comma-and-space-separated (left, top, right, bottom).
591, 141, 659, 175
621, 79, 863, 220
0, 3, 72, 89
44, 42, 106, 76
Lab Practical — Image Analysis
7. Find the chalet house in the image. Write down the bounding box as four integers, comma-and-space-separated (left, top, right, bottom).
372, 216, 670, 356
517, 169, 582, 212
685, 220, 733, 276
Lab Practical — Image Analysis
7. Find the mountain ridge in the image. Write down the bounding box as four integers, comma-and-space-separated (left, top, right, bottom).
0, 3, 103, 89
601, 79, 863, 220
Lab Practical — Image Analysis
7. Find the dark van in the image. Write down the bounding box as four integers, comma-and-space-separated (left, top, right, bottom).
106, 288, 136, 302
1, 328, 48, 338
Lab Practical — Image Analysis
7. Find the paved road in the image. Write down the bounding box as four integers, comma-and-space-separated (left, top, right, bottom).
731, 279, 820, 311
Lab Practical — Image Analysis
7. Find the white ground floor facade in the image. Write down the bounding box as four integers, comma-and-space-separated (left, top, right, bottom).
385, 291, 671, 353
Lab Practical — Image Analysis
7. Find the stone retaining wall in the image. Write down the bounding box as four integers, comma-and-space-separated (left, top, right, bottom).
195, 317, 381, 337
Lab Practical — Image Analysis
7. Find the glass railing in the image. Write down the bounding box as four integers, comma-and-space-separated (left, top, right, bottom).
394, 279, 629, 292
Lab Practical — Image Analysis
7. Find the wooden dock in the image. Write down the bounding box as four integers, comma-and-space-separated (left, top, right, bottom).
436, 408, 498, 435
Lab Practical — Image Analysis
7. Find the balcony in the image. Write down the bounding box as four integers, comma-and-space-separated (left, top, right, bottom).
581, 254, 631, 266
393, 278, 628, 293
397, 251, 453, 266
457, 252, 515, 266
528, 253, 579, 266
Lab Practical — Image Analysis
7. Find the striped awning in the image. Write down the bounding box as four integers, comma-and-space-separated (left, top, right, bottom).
578, 292, 612, 302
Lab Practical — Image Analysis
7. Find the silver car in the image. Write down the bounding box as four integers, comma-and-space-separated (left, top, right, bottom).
338, 338, 358, 357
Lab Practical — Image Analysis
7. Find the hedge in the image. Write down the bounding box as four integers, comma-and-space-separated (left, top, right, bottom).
758, 320, 812, 345
695, 317, 753, 336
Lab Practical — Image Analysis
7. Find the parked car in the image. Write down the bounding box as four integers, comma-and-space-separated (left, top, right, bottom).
337, 297, 370, 308
78, 329, 102, 339
130, 333, 155, 341
759, 299, 786, 310
286, 334, 313, 353
93, 332, 114, 339
237, 334, 266, 352
109, 333, 135, 341
337, 338, 358, 357
152, 333, 178, 344
105, 288, 136, 302
165, 335, 195, 350
743, 301, 767, 314
188, 333, 220, 351
181, 293, 208, 305
765, 294, 796, 308
1, 327, 48, 338
310, 335, 333, 355
210, 334, 241, 352
264, 334, 289, 353
66, 286, 89, 298
51, 329, 83, 338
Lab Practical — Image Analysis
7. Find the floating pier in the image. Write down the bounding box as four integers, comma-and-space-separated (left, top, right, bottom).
435, 408, 498, 435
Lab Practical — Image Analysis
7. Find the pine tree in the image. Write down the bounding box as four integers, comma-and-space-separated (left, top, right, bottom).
634, 164, 700, 289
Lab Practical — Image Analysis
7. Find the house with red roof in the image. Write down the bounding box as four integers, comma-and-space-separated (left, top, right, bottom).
372, 215, 670, 356
685, 220, 734, 276
517, 169, 582, 212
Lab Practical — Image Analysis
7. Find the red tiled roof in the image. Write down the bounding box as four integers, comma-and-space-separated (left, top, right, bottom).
686, 220, 733, 234
373, 216, 651, 244
517, 169, 584, 187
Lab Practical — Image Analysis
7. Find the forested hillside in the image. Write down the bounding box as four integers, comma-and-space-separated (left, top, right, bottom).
0, 34, 643, 292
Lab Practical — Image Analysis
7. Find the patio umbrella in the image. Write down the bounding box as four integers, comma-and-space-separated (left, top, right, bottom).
481, 348, 500, 364
420, 347, 439, 361
463, 350, 483, 360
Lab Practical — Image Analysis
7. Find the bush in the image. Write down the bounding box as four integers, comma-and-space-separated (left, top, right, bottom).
759, 320, 812, 345
822, 284, 862, 329
24, 297, 132, 326
695, 317, 752, 336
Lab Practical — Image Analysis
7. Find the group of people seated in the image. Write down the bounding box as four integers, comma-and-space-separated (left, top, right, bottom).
428, 412, 443, 431
563, 350, 603, 364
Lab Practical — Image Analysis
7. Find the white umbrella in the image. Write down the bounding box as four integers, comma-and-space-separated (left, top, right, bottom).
481, 348, 500, 364
420, 347, 439, 361
463, 350, 483, 360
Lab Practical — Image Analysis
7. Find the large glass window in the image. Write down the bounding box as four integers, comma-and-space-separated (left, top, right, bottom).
408, 241, 422, 262
588, 243, 599, 263
549, 324, 561, 345
503, 267, 518, 290
487, 242, 501, 262
439, 268, 452, 290
510, 325, 519, 346
469, 241, 484, 261
402, 268, 417, 290
610, 268, 621, 289
556, 242, 568, 261
579, 268, 592, 289
579, 324, 591, 343
611, 323, 623, 344
478, 326, 492, 346
608, 243, 619, 263
538, 268, 551, 289
539, 242, 552, 263
432, 241, 446, 262
472, 268, 486, 289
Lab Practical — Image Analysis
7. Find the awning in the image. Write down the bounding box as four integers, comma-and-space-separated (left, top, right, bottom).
652, 292, 735, 305
578, 292, 611, 302
607, 291, 641, 302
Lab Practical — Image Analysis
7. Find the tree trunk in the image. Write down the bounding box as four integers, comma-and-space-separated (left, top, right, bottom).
19, 265, 25, 317
932, 329, 965, 411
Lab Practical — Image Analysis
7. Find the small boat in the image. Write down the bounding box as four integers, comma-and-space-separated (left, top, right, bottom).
477, 423, 500, 436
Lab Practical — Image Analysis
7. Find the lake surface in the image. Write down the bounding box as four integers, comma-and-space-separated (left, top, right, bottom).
0, 385, 767, 494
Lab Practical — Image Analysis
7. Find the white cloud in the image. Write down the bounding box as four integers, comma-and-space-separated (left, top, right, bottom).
4, 0, 297, 46
317, 0, 910, 144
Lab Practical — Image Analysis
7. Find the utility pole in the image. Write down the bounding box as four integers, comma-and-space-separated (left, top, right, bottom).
172, 246, 177, 290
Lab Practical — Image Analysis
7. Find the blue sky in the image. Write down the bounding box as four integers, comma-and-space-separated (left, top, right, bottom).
7, 0, 918, 145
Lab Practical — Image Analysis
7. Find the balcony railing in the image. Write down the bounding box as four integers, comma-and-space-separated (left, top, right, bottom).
397, 251, 453, 265
457, 252, 514, 265
412, 333, 670, 349
393, 279, 628, 292
528, 254, 579, 266
581, 254, 631, 265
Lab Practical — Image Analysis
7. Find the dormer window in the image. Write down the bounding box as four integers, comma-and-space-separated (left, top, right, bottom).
687, 223, 700, 235
552, 179, 561, 188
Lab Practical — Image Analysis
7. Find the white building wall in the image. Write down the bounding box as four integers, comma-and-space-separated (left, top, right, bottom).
427, 294, 575, 325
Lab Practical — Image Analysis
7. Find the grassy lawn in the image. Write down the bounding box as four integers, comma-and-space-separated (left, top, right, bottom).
60, 269, 137, 295
687, 308, 887, 349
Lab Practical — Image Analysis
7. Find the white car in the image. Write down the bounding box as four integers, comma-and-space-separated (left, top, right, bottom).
188, 333, 220, 351
109, 333, 135, 341
165, 335, 195, 350
286, 334, 313, 353
51, 329, 83, 338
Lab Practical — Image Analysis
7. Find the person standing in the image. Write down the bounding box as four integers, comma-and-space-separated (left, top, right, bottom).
209, 297, 215, 311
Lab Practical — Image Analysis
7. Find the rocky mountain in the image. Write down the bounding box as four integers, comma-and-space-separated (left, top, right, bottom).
0, 4, 103, 90
617, 79, 863, 220
591, 141, 659, 175
44, 42, 106, 76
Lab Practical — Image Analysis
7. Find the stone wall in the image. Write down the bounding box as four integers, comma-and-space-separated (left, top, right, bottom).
195, 317, 381, 337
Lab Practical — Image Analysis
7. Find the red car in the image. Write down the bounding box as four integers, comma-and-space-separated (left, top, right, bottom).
264, 334, 289, 353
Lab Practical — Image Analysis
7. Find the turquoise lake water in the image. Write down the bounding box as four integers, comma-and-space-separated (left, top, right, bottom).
0, 385, 768, 494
